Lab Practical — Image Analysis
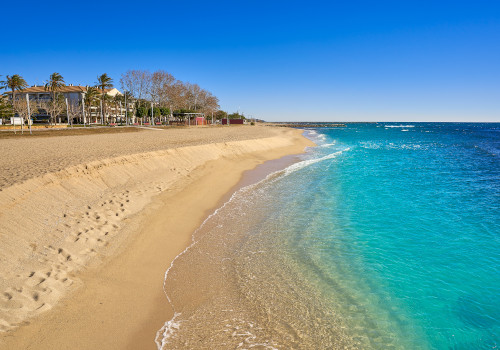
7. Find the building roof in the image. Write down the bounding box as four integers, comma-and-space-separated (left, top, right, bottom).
5, 86, 119, 94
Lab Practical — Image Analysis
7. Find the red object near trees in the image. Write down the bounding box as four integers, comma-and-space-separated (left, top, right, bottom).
195, 117, 206, 125
222, 119, 244, 125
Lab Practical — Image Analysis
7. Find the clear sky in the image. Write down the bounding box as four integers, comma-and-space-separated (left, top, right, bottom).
1, 0, 499, 122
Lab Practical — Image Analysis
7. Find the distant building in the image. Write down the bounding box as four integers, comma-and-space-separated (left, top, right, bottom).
6, 84, 121, 102
5, 85, 131, 123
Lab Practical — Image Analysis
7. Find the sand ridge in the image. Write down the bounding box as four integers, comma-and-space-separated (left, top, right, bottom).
0, 126, 280, 189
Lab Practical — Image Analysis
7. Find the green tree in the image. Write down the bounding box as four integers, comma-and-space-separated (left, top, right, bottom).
1, 75, 28, 133
148, 106, 161, 118
228, 112, 245, 120
84, 86, 99, 123
95, 73, 113, 124
159, 107, 170, 116
122, 90, 135, 124
215, 110, 228, 120
44, 73, 66, 124
1, 74, 28, 103
136, 106, 147, 123
0, 95, 14, 123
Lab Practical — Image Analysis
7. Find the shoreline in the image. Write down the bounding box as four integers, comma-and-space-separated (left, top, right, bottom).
0, 127, 314, 349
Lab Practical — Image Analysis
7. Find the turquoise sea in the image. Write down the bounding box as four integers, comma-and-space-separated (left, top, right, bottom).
158, 123, 500, 349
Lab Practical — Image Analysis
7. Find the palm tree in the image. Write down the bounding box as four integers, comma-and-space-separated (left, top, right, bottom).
1, 74, 28, 103
95, 73, 113, 124
0, 75, 28, 133
44, 72, 65, 101
84, 86, 99, 123
44, 73, 66, 124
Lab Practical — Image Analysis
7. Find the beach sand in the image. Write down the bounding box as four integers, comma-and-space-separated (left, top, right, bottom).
0, 126, 314, 349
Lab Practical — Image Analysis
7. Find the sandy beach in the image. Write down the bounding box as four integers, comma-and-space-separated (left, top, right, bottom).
0, 125, 314, 349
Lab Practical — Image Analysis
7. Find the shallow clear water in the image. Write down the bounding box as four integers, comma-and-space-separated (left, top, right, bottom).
158, 123, 500, 349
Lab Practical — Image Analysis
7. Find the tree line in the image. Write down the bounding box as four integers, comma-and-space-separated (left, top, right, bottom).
120, 70, 219, 116
0, 70, 246, 131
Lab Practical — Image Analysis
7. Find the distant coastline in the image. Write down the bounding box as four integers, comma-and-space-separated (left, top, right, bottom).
265, 122, 347, 128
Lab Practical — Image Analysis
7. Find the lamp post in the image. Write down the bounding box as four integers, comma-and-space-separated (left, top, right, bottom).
150, 102, 153, 125
26, 93, 32, 134
65, 97, 71, 127
125, 92, 128, 125
81, 92, 86, 126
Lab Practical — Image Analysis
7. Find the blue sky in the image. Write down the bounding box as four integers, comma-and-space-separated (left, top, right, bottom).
1, 0, 499, 121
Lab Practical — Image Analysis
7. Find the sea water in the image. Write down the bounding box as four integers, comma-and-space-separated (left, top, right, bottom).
157, 123, 500, 349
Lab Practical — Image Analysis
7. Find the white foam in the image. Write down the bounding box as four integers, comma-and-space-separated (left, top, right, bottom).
304, 129, 330, 145
155, 312, 182, 349
360, 141, 381, 149
385, 125, 415, 128
320, 142, 336, 148
281, 149, 348, 177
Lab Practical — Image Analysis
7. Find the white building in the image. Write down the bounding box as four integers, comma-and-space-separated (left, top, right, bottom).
6, 85, 132, 124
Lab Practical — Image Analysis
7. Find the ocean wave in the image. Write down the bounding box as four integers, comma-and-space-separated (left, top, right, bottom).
385, 125, 415, 128
360, 141, 381, 149
320, 142, 337, 148
281, 149, 349, 177
361, 141, 426, 151
304, 129, 328, 144
390, 143, 424, 150
155, 312, 182, 349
